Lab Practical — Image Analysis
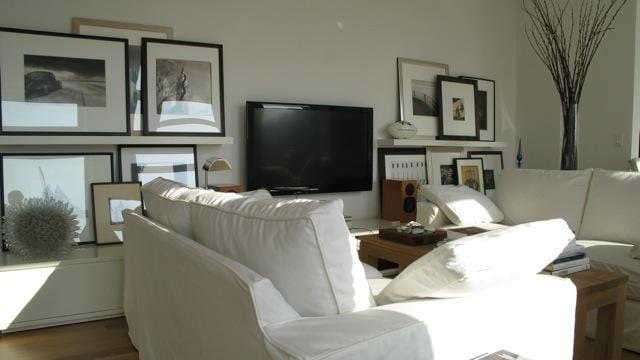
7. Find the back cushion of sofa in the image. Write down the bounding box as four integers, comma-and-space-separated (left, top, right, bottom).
579, 169, 640, 245
190, 196, 374, 317
495, 168, 593, 232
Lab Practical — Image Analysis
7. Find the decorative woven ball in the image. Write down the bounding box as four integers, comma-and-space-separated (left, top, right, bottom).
2, 195, 79, 260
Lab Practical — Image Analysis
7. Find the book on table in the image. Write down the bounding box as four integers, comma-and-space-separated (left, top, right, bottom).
544, 256, 589, 272
542, 263, 590, 276
472, 349, 530, 360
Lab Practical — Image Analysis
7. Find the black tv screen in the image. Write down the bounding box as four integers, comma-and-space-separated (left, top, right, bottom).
246, 101, 373, 195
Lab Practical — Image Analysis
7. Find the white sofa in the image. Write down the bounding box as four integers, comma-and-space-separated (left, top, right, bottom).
123, 178, 577, 359
418, 168, 640, 353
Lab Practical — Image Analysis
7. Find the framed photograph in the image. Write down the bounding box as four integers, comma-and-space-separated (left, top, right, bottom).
378, 148, 427, 186
1, 153, 114, 249
436, 75, 479, 141
468, 151, 503, 197
397, 58, 449, 138
142, 38, 224, 136
91, 181, 142, 245
461, 76, 495, 141
118, 145, 198, 187
454, 158, 485, 194
72, 18, 173, 135
0, 27, 129, 135
427, 149, 464, 186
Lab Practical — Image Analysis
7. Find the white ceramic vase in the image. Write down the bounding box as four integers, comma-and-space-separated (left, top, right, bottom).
387, 121, 417, 139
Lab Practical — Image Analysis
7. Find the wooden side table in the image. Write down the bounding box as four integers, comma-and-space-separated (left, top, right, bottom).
567, 269, 628, 360
357, 234, 435, 272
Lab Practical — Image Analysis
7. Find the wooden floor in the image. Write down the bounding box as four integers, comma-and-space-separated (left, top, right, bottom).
0, 317, 639, 359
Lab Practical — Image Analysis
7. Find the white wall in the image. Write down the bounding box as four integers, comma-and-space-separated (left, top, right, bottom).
0, 0, 518, 219
517, 1, 637, 170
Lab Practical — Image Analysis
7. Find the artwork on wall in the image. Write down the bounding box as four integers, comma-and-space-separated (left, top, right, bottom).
0, 27, 129, 135
436, 75, 479, 141
460, 76, 495, 141
118, 145, 198, 187
142, 38, 225, 136
426, 149, 464, 186
454, 158, 485, 194
72, 17, 173, 135
1, 153, 114, 249
397, 58, 449, 138
377, 148, 427, 186
468, 151, 504, 198
91, 181, 142, 245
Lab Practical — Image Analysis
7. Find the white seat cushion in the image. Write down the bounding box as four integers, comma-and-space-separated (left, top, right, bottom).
578, 240, 640, 302
495, 168, 593, 232
416, 201, 452, 230
377, 219, 574, 303
190, 196, 374, 317
579, 169, 640, 246
418, 185, 504, 225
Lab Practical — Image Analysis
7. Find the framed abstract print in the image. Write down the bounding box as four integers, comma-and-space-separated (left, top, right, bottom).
0, 27, 129, 135
378, 148, 428, 186
436, 75, 479, 141
91, 181, 143, 245
142, 38, 224, 136
454, 158, 485, 194
118, 145, 198, 187
461, 76, 495, 141
72, 18, 173, 134
397, 58, 449, 138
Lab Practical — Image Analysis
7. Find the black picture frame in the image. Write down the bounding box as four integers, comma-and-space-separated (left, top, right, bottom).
141, 38, 225, 137
454, 157, 485, 194
91, 181, 143, 246
117, 144, 199, 187
377, 148, 428, 184
468, 150, 504, 193
436, 75, 480, 141
1, 152, 115, 250
460, 76, 495, 142
0, 27, 130, 136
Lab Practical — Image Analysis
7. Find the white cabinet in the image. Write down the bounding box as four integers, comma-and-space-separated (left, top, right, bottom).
0, 244, 123, 332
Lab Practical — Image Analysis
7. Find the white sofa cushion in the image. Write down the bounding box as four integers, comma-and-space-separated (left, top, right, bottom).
418, 185, 504, 225
416, 201, 452, 230
190, 197, 374, 317
376, 219, 574, 303
495, 168, 593, 232
579, 169, 640, 246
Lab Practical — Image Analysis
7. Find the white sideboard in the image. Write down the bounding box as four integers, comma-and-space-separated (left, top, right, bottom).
0, 244, 123, 333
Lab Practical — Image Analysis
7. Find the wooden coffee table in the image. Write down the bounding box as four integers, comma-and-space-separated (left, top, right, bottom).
567, 269, 628, 360
357, 234, 435, 272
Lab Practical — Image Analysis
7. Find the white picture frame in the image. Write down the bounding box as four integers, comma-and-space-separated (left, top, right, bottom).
468, 151, 503, 198
427, 149, 464, 185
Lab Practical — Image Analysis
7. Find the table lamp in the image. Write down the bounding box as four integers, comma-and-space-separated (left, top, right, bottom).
202, 157, 231, 189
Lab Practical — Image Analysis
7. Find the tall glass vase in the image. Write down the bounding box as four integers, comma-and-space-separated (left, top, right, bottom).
561, 103, 579, 170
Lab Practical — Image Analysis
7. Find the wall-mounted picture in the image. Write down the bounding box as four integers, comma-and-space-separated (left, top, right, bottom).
461, 76, 495, 141
142, 38, 224, 136
118, 145, 198, 187
397, 58, 449, 138
377, 148, 427, 186
72, 17, 173, 134
468, 151, 504, 198
437, 75, 479, 141
454, 158, 485, 194
1, 153, 114, 249
427, 149, 464, 186
91, 182, 142, 245
0, 27, 129, 135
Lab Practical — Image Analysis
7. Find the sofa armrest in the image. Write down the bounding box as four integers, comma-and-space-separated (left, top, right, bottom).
264, 275, 576, 360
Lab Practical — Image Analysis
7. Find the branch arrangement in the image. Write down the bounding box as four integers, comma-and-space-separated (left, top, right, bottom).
523, 0, 627, 110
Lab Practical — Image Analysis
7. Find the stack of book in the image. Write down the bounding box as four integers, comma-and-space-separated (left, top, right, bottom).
542, 240, 590, 276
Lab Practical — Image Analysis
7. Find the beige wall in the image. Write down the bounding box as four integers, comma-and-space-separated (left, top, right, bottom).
517, 1, 638, 170
0, 0, 518, 219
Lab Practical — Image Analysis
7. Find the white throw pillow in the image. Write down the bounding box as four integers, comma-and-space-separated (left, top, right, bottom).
418, 185, 504, 225
376, 219, 574, 304
190, 197, 374, 317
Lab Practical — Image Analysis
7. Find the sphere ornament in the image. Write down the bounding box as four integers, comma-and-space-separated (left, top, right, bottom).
387, 121, 418, 139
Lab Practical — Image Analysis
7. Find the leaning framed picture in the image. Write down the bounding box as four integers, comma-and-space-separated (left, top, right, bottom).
118, 145, 198, 187
1, 152, 114, 249
72, 18, 173, 135
454, 158, 485, 194
397, 58, 449, 138
142, 38, 225, 136
0, 27, 129, 135
426, 149, 464, 186
377, 148, 428, 186
460, 76, 495, 141
437, 75, 479, 141
468, 151, 503, 198
91, 181, 143, 245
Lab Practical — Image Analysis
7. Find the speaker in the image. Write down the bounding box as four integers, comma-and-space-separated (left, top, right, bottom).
381, 179, 417, 222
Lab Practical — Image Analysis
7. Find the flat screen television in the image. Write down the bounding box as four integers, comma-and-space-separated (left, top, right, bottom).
246, 101, 373, 195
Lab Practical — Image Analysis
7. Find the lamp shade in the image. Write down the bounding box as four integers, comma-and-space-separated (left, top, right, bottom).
203, 157, 232, 172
